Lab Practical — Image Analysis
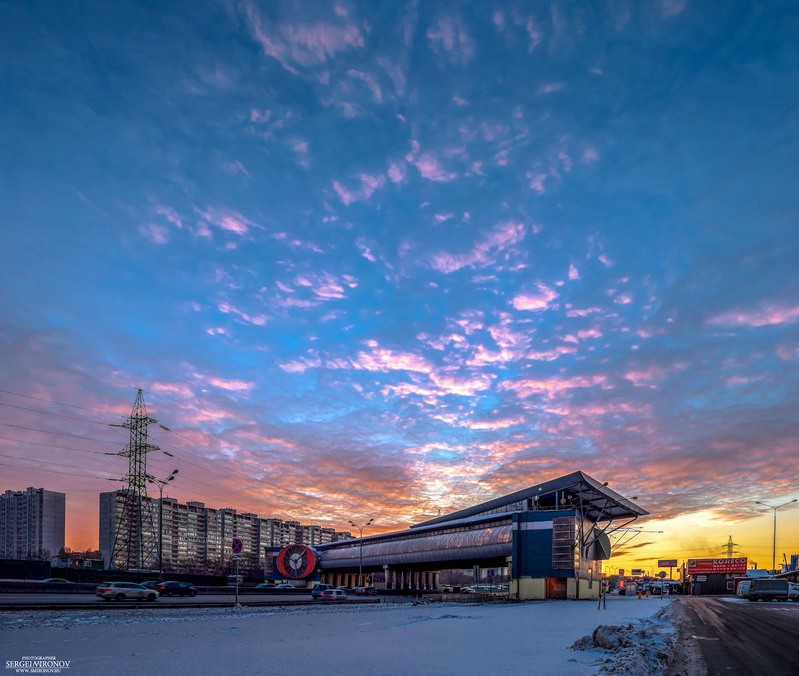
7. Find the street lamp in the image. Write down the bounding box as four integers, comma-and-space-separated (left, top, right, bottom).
348, 518, 374, 587
755, 499, 797, 573
147, 469, 178, 578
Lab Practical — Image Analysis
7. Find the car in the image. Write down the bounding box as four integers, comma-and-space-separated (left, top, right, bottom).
336, 585, 354, 593
311, 583, 335, 599
353, 586, 378, 596
459, 586, 475, 594
41, 578, 74, 584
140, 581, 161, 589
96, 582, 158, 601
156, 581, 197, 597
256, 583, 277, 589
275, 583, 296, 589
320, 589, 347, 600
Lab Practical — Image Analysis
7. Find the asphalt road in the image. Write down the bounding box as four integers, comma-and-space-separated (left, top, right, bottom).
0, 591, 383, 610
678, 596, 799, 676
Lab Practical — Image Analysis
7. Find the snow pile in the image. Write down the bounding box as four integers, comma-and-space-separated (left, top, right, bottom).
571, 603, 678, 675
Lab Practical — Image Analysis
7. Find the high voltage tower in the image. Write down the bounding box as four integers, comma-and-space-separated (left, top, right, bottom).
108, 389, 163, 570
721, 535, 742, 558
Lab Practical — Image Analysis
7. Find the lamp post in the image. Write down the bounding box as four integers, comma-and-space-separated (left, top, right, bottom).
348, 518, 373, 587
755, 499, 797, 573
147, 469, 178, 579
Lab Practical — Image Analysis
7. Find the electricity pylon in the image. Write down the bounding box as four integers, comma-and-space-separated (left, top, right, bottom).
721, 535, 742, 558
108, 389, 161, 570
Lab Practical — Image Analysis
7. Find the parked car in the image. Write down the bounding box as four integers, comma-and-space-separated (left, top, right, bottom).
336, 586, 354, 593
321, 588, 347, 600
256, 583, 277, 589
156, 581, 197, 597
140, 581, 160, 589
311, 583, 335, 599
96, 582, 158, 601
275, 583, 296, 589
353, 586, 378, 596
41, 578, 73, 584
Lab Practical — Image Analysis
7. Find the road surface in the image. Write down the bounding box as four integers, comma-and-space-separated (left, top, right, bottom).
673, 596, 799, 676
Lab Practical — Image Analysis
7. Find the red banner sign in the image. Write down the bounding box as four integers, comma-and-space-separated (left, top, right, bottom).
686, 558, 747, 575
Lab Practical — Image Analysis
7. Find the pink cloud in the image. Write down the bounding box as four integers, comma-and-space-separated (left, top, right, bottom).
568, 263, 580, 280
348, 69, 383, 102
427, 15, 476, 64
153, 204, 183, 229
527, 172, 547, 194
331, 180, 356, 206
243, 3, 364, 73
139, 223, 169, 244
624, 367, 664, 387
206, 377, 255, 392
196, 206, 253, 235
707, 303, 799, 328
582, 147, 600, 163
387, 161, 407, 183
217, 302, 267, 326
539, 82, 564, 94
511, 283, 558, 311
430, 221, 527, 273
412, 153, 457, 182
151, 382, 194, 398
525, 346, 576, 361
500, 374, 609, 398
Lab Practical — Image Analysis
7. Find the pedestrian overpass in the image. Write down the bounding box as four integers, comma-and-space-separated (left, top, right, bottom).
313, 470, 646, 600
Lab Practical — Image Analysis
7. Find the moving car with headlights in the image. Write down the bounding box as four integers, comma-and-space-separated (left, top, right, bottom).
353, 586, 378, 596
155, 581, 197, 596
96, 582, 158, 601
320, 588, 347, 600
311, 583, 334, 599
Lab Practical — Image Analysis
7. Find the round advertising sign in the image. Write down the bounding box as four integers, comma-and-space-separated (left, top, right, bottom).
275, 544, 317, 579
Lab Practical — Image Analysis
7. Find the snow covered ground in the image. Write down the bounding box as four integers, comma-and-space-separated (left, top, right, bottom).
1, 596, 676, 675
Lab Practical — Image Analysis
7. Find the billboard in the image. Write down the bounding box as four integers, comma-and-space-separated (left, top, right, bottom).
658, 559, 678, 568
686, 558, 747, 575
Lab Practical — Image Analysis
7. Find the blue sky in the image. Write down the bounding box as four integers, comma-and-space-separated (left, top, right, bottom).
1, 0, 798, 565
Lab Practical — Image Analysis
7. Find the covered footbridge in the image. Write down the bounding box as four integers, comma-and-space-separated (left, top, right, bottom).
315, 470, 646, 600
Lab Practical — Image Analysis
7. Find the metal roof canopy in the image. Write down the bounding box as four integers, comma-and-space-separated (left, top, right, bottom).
413, 470, 647, 528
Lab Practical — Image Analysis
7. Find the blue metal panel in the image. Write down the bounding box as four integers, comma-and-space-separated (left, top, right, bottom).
512, 510, 577, 578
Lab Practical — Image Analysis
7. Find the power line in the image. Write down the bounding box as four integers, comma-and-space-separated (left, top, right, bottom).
0, 387, 125, 418
0, 401, 116, 426
0, 421, 122, 445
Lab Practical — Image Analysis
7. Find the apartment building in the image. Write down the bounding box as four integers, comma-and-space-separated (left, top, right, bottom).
99, 490, 353, 573
0, 487, 65, 560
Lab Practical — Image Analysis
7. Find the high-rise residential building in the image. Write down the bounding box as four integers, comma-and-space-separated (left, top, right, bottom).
99, 491, 342, 574
0, 487, 65, 560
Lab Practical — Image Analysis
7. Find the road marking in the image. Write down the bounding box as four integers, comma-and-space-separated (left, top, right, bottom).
691, 635, 720, 641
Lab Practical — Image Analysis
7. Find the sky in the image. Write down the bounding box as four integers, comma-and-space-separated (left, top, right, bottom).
1, 0, 798, 574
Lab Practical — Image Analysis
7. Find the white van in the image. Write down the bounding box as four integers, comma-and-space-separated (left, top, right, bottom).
736, 579, 752, 597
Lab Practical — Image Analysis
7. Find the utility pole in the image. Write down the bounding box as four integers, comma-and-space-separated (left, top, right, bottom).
107, 389, 162, 570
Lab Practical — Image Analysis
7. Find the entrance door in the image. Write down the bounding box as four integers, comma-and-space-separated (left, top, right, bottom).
547, 577, 567, 599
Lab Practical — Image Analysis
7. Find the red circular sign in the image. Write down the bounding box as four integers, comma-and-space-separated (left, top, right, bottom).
275, 545, 317, 579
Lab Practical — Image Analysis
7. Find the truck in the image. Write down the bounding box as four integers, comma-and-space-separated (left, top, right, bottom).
746, 578, 793, 602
